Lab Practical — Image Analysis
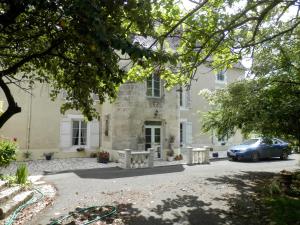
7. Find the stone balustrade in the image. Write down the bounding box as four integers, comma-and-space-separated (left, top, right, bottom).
186, 147, 210, 164
118, 148, 154, 169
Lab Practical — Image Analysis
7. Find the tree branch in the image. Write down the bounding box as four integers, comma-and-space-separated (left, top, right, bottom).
0, 39, 61, 77
0, 77, 21, 128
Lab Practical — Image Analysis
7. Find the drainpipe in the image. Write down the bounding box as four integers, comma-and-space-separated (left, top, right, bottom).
26, 86, 33, 151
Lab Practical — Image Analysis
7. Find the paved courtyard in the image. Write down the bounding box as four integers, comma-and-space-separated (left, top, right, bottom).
0, 151, 227, 176
27, 154, 300, 225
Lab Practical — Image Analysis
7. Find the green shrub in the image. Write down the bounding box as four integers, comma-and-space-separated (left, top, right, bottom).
15, 164, 29, 185
268, 180, 282, 196
0, 140, 18, 167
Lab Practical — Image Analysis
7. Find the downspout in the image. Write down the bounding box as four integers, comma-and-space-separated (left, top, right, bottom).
26, 86, 33, 151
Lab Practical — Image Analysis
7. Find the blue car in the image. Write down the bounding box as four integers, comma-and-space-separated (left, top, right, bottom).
227, 138, 291, 161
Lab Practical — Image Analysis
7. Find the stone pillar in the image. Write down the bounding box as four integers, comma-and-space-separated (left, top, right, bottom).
186, 147, 193, 164
124, 149, 132, 169
204, 146, 211, 164
148, 148, 154, 168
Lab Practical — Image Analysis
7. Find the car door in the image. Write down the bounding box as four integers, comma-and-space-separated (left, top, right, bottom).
259, 138, 272, 158
271, 139, 283, 157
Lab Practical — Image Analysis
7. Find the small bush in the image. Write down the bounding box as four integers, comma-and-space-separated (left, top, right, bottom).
0, 139, 18, 167
0, 175, 17, 186
15, 164, 29, 185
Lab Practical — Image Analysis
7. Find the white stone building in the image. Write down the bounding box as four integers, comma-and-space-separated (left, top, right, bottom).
0, 63, 244, 161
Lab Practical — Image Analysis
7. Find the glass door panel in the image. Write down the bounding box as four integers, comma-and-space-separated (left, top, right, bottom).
145, 126, 162, 159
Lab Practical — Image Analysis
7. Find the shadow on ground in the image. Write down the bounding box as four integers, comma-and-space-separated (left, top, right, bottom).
43, 165, 185, 179
229, 157, 295, 163
111, 171, 278, 225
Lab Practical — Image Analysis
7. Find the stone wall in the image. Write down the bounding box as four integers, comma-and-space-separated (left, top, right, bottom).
102, 81, 180, 160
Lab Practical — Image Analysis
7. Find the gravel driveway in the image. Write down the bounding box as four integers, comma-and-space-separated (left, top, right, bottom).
31, 154, 299, 225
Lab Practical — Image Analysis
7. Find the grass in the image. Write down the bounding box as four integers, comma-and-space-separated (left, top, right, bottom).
265, 196, 300, 225
261, 170, 300, 225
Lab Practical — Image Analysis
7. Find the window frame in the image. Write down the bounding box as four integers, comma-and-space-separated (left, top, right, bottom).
72, 119, 87, 147
146, 74, 161, 98
104, 115, 110, 137
216, 70, 227, 83
179, 86, 191, 110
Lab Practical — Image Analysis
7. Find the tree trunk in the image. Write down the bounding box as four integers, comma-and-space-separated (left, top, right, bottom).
0, 77, 21, 128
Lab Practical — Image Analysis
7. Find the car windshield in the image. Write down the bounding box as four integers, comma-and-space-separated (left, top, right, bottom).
241, 139, 259, 145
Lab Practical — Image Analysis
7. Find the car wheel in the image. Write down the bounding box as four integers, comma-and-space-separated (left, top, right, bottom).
251, 152, 259, 162
280, 151, 288, 160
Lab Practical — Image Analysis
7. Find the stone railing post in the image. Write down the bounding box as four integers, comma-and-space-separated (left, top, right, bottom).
148, 148, 154, 167
204, 146, 211, 164
186, 147, 193, 164
124, 149, 132, 169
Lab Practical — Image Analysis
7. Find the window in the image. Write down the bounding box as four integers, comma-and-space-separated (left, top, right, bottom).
216, 70, 226, 82
217, 136, 227, 145
179, 87, 183, 107
180, 123, 183, 147
179, 86, 191, 109
104, 115, 110, 136
180, 121, 192, 147
72, 120, 87, 146
146, 74, 161, 97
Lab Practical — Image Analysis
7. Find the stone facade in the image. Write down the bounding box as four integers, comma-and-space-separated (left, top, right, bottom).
101, 80, 180, 160
0, 63, 245, 161
180, 64, 244, 150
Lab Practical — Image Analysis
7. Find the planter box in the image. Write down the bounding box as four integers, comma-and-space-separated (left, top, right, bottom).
212, 152, 219, 158
97, 158, 109, 163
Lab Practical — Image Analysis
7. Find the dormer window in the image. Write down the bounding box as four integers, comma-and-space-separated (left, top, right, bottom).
146, 74, 161, 97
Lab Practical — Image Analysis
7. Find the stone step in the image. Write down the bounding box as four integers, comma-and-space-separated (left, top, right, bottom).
0, 191, 33, 220
0, 181, 7, 191
0, 186, 22, 204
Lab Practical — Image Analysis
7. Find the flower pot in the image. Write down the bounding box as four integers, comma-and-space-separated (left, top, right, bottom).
212, 152, 219, 158
97, 158, 109, 163
45, 155, 52, 160
167, 156, 174, 162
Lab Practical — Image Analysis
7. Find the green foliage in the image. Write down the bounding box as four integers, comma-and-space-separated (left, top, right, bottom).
267, 180, 282, 196
1, 0, 300, 128
15, 164, 29, 185
0, 140, 17, 167
265, 197, 300, 225
0, 0, 179, 125
200, 31, 300, 143
259, 171, 300, 225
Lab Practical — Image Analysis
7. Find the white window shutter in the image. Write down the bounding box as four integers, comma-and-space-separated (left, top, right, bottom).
186, 122, 193, 145
182, 122, 187, 146
89, 119, 100, 149
60, 118, 72, 149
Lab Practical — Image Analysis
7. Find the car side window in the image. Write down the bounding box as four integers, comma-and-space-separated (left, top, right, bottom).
262, 138, 272, 145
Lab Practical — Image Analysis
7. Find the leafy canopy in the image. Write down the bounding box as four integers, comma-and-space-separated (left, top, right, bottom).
201, 31, 300, 143
1, 0, 300, 127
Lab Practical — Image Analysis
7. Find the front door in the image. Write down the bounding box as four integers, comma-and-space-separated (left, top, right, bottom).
145, 126, 162, 159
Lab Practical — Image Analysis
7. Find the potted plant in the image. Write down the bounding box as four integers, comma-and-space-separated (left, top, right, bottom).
43, 152, 54, 160
175, 154, 183, 161
97, 151, 110, 163
23, 151, 31, 160
167, 149, 174, 161
167, 135, 175, 161
76, 147, 85, 152
90, 152, 97, 158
